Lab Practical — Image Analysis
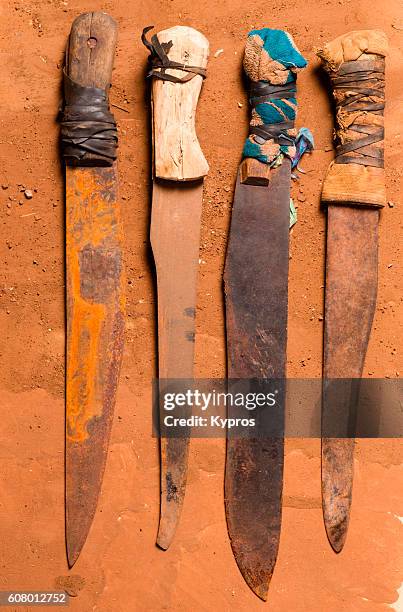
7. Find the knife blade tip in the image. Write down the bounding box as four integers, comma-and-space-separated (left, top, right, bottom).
66, 542, 81, 568
325, 525, 347, 553
242, 573, 271, 602
156, 525, 174, 550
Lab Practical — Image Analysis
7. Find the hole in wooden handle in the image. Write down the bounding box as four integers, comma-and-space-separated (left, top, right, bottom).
87, 37, 97, 48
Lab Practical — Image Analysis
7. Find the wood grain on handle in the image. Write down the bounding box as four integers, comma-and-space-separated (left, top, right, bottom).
240, 158, 271, 186
151, 26, 209, 181
67, 12, 117, 89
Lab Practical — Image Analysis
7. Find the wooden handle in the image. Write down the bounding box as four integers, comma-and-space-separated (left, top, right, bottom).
67, 12, 117, 89
151, 26, 209, 181
240, 158, 271, 186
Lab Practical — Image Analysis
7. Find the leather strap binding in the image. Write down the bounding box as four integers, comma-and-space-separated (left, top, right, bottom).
248, 81, 296, 146
250, 121, 295, 146
331, 59, 385, 168
60, 72, 118, 166
249, 81, 296, 104
142, 26, 207, 83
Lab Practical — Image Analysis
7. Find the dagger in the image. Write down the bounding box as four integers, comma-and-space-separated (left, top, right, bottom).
61, 12, 125, 566
142, 26, 209, 549
317, 30, 388, 552
224, 29, 307, 600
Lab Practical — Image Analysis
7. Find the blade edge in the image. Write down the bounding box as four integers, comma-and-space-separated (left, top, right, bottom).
151, 181, 203, 549
322, 204, 379, 551
65, 165, 125, 565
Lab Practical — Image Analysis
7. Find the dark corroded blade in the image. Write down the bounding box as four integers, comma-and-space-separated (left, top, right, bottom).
66, 166, 125, 567
322, 205, 378, 552
151, 181, 203, 550
224, 161, 290, 600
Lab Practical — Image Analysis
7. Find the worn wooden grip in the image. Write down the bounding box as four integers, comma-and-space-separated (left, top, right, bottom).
151, 26, 209, 181
240, 158, 271, 186
67, 12, 117, 89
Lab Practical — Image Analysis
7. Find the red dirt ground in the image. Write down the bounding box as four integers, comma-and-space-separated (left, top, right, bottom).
0, 0, 401, 610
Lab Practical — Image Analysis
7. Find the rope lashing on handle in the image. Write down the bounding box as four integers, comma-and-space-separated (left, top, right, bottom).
242, 28, 310, 167
60, 72, 118, 166
329, 59, 385, 168
142, 26, 207, 83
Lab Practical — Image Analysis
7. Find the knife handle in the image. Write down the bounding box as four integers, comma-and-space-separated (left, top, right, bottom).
148, 26, 209, 181
62, 12, 118, 166
67, 12, 117, 88
317, 30, 388, 208
240, 29, 306, 186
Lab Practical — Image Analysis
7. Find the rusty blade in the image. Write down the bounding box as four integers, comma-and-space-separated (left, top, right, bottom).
322, 205, 378, 552
151, 180, 203, 549
65, 165, 125, 567
224, 161, 290, 600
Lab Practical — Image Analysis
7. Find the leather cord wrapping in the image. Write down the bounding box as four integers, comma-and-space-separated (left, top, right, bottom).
142, 26, 206, 83
60, 72, 118, 166
249, 81, 296, 146
331, 59, 385, 168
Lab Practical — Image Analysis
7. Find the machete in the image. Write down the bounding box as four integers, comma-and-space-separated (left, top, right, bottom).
61, 12, 125, 566
317, 30, 388, 552
142, 26, 209, 549
224, 29, 307, 600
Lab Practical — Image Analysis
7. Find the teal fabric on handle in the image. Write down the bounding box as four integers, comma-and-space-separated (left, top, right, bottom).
248, 28, 307, 74
242, 28, 307, 165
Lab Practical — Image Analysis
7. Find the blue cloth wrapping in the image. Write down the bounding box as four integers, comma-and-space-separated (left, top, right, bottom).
242, 28, 308, 165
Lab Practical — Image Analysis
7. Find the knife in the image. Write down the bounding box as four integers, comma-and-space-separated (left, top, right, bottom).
142, 25, 209, 550
61, 12, 125, 567
224, 28, 307, 600
317, 30, 388, 552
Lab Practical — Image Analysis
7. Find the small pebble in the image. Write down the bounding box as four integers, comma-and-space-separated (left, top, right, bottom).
1, 184, 8, 190
24, 189, 33, 199
388, 201, 394, 208
214, 49, 224, 58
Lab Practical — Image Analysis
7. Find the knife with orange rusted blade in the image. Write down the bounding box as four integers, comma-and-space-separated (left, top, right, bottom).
61, 12, 125, 567
142, 25, 209, 549
317, 30, 388, 552
224, 28, 307, 600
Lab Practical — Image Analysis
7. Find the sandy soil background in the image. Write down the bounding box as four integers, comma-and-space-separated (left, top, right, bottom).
0, 0, 402, 610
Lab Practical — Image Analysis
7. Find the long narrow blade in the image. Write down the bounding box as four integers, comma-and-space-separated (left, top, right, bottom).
322, 205, 378, 552
65, 165, 125, 567
224, 161, 290, 600
151, 180, 203, 549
